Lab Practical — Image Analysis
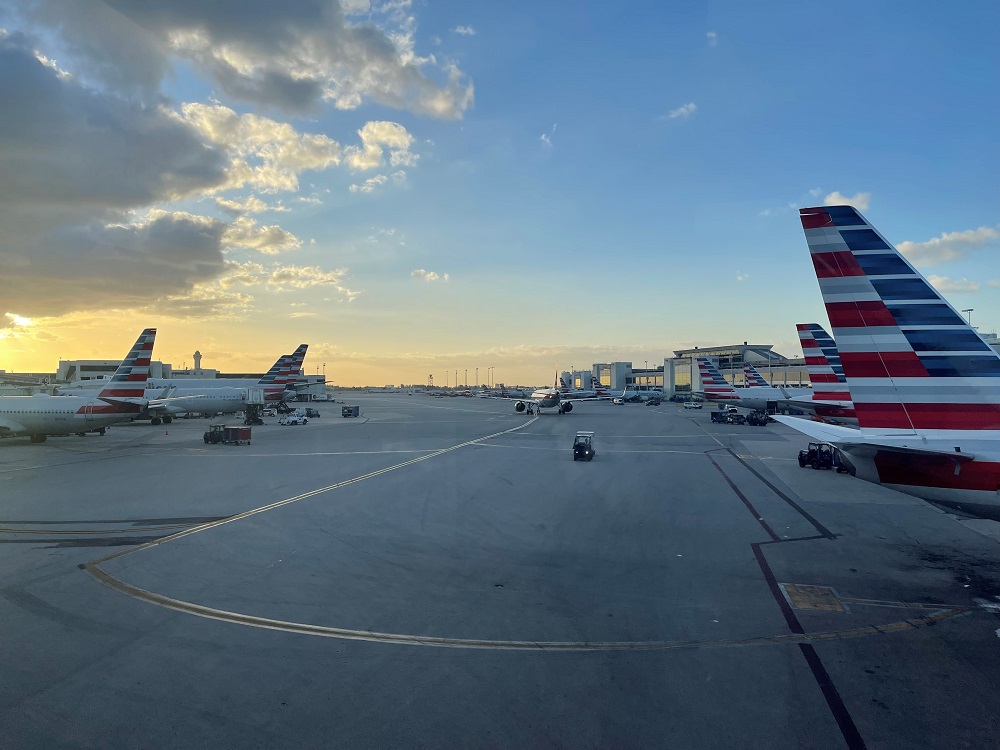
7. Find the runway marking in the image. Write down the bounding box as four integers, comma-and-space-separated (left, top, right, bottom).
183, 449, 440, 457
85, 417, 539, 569
81, 564, 973, 650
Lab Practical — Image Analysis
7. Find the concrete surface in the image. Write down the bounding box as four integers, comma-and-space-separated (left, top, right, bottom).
1, 396, 999, 748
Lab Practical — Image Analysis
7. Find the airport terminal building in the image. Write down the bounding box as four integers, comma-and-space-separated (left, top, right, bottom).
574, 343, 809, 400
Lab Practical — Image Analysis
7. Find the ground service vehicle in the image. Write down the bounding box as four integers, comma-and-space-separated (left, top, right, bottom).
279, 414, 308, 425
710, 411, 728, 424
573, 431, 595, 461
747, 411, 770, 427
203, 424, 252, 445
683, 400, 703, 409
342, 405, 360, 418
797, 442, 846, 471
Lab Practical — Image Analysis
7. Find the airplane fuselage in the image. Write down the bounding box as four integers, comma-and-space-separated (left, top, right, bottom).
0, 394, 140, 437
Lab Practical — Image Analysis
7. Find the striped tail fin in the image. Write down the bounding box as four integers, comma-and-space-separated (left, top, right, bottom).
96, 328, 156, 400
799, 205, 1000, 433
257, 345, 308, 388
743, 363, 770, 387
796, 323, 852, 402
695, 357, 739, 401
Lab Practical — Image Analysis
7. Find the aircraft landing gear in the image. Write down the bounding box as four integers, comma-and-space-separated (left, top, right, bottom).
29, 434, 47, 443
151, 417, 162, 426
162, 415, 173, 424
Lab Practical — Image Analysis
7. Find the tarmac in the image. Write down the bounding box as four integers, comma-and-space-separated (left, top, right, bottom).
1, 395, 999, 749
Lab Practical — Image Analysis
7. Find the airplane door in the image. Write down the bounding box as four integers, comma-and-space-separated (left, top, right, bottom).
84, 404, 95, 423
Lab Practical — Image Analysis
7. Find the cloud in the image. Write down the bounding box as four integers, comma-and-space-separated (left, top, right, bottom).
666, 102, 697, 120
23, 0, 474, 118
222, 216, 301, 254
706, 32, 717, 47
540, 123, 557, 147
823, 191, 870, 210
220, 260, 360, 301
180, 103, 344, 193
453, 26, 476, 36
215, 195, 290, 215
736, 271, 749, 282
898, 226, 999, 267
0, 207, 228, 318
344, 120, 418, 170
927, 275, 980, 294
350, 174, 389, 193
411, 269, 450, 282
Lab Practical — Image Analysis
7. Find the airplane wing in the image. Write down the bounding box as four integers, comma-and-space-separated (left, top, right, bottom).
0, 416, 29, 435
772, 415, 976, 462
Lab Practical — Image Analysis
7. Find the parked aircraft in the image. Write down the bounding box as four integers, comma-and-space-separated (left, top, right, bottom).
695, 357, 809, 410
788, 323, 858, 425
143, 346, 309, 425
57, 344, 309, 396
774, 205, 1000, 516
558, 374, 612, 399
0, 329, 156, 443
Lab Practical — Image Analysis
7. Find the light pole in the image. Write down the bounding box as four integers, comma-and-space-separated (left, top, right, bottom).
962, 308, 974, 326
475, 367, 479, 387
465, 369, 468, 388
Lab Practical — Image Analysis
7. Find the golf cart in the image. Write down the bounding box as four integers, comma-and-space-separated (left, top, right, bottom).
573, 431, 596, 462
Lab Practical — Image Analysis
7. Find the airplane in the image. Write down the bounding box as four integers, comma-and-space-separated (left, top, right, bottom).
0, 329, 156, 443
510, 374, 616, 414
788, 323, 858, 425
742, 364, 771, 388
141, 346, 309, 425
558, 374, 612, 399
773, 204, 1000, 516
694, 357, 810, 410
56, 344, 312, 395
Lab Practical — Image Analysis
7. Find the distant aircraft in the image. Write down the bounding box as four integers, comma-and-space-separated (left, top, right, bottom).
789, 323, 858, 425
0, 329, 156, 443
558, 374, 612, 399
509, 374, 615, 414
773, 205, 1000, 516
742, 364, 771, 388
694, 357, 809, 410
57, 344, 311, 396
143, 346, 309, 425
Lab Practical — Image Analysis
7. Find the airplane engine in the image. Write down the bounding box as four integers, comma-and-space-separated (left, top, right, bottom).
515, 401, 526, 412
562, 402, 573, 413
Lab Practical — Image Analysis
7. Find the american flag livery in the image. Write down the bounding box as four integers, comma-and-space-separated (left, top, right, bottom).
694, 357, 740, 401
796, 323, 852, 402
78, 328, 157, 415
743, 363, 770, 388
800, 205, 1000, 434
95, 328, 156, 401
257, 344, 308, 400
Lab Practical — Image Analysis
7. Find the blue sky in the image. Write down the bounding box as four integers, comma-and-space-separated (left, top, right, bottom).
1, 1, 997, 385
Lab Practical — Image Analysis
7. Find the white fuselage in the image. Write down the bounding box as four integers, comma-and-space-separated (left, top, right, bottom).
0, 394, 137, 436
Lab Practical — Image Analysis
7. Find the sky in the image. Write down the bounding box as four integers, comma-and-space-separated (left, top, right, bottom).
0, 1, 997, 387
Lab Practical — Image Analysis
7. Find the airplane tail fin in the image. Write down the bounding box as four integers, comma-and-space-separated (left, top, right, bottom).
800, 205, 1000, 432
742, 363, 770, 387
96, 328, 156, 403
694, 357, 739, 401
256, 344, 308, 387
796, 323, 852, 402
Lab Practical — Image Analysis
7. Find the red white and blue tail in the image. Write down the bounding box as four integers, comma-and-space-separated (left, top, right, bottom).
743, 364, 770, 388
96, 328, 156, 407
695, 357, 739, 401
800, 205, 1000, 434
796, 323, 852, 402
